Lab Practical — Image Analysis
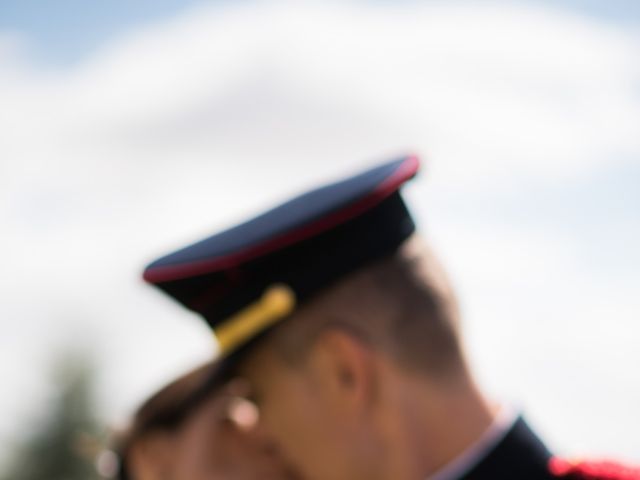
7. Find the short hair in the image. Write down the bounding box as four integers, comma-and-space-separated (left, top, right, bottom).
271, 236, 467, 379
113, 362, 220, 480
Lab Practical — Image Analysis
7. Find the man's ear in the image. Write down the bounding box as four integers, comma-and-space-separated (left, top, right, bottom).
310, 328, 377, 411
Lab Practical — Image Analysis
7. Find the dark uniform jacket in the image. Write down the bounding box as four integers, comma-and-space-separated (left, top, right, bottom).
460, 417, 639, 480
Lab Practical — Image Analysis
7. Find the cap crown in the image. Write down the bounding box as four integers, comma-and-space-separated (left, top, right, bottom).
144, 155, 420, 356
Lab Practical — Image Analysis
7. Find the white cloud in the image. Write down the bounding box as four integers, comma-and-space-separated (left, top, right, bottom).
1, 0, 638, 461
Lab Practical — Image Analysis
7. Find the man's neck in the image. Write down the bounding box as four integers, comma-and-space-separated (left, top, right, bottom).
380, 366, 496, 480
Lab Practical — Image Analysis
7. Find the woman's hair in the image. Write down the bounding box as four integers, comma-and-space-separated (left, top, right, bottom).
113, 361, 221, 480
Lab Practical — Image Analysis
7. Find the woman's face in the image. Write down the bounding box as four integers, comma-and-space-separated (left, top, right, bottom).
128, 388, 300, 480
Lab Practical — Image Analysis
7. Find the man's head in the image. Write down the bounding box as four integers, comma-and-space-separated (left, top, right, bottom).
235, 237, 477, 480
142, 156, 494, 480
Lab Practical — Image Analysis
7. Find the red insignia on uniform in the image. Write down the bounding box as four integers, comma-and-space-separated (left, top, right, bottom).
549, 457, 640, 479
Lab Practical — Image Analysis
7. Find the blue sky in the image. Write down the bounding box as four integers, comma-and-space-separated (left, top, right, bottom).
1, 0, 639, 66
1, 0, 639, 465
0, 0, 213, 65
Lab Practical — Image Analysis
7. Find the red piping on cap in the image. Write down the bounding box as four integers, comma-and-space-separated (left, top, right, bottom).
144, 155, 420, 284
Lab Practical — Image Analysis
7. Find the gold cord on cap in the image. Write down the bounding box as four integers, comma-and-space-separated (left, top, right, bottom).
214, 284, 296, 355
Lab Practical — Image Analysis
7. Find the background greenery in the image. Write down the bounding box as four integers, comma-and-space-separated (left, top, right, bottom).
1, 352, 105, 480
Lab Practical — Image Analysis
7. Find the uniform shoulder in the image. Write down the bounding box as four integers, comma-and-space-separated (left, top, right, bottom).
549, 457, 640, 480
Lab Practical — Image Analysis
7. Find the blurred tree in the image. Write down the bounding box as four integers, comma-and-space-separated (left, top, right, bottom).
0, 352, 104, 480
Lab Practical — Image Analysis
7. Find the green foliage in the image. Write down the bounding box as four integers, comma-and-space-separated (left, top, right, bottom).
1, 353, 104, 480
